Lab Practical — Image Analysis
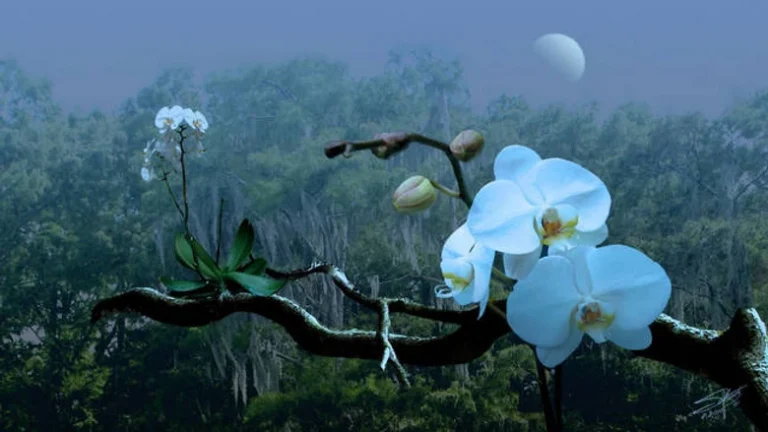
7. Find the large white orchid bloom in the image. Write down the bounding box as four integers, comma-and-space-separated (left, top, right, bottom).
437, 223, 495, 319
506, 245, 671, 368
467, 145, 611, 279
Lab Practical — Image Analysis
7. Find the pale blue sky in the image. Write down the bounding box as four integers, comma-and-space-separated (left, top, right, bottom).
2, 0, 766, 116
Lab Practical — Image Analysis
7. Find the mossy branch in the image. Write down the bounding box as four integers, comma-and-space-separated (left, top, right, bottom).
91, 265, 768, 429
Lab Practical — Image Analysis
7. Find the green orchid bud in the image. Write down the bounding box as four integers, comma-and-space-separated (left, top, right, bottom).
449, 130, 485, 162
392, 175, 438, 214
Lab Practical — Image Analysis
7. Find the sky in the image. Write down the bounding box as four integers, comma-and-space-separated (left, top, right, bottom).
2, 0, 767, 117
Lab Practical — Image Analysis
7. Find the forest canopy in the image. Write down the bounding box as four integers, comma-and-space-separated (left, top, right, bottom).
1, 48, 767, 431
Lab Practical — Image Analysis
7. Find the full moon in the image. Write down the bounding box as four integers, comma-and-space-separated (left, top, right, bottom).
533, 33, 586, 82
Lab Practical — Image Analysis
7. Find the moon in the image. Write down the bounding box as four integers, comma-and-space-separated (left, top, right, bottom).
533, 33, 586, 82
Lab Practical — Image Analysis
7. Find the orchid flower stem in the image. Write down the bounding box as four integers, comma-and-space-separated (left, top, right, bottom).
178, 129, 190, 236
162, 176, 184, 221
534, 243, 560, 431
173, 126, 205, 281
554, 365, 563, 429
534, 355, 559, 432
486, 303, 507, 322
492, 267, 514, 285
428, 179, 461, 198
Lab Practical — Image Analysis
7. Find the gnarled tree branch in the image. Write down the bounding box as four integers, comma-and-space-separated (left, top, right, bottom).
91, 264, 768, 430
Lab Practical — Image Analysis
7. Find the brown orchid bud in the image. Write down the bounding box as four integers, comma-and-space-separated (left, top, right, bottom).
371, 132, 410, 159
449, 130, 484, 162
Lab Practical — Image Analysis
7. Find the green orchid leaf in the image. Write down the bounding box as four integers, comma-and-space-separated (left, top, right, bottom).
223, 271, 288, 296
239, 257, 268, 275
187, 234, 222, 280
159, 276, 208, 292
225, 219, 255, 271
173, 233, 197, 271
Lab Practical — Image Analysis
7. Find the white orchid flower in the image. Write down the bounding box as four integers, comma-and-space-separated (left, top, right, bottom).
506, 245, 671, 368
467, 145, 611, 280
437, 223, 495, 318
154, 105, 185, 133
184, 109, 208, 133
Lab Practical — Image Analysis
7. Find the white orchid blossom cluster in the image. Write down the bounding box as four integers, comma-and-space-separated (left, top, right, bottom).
141, 105, 209, 182
438, 145, 672, 367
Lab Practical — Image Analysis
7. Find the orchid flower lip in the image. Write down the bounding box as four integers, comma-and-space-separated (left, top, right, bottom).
439, 223, 495, 318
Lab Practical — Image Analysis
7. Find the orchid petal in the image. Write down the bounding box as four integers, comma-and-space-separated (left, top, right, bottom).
588, 245, 671, 329
493, 145, 541, 182
572, 224, 609, 246
527, 158, 611, 232
469, 244, 495, 304
467, 180, 539, 254
194, 110, 209, 131
154, 107, 170, 129
506, 256, 580, 347
182, 108, 195, 127
536, 325, 584, 367
608, 326, 652, 351
441, 224, 475, 260
440, 258, 473, 292
555, 245, 595, 295
476, 288, 490, 319
502, 247, 542, 280
451, 284, 474, 305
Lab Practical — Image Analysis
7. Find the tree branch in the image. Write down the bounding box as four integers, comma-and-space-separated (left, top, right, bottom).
90, 265, 768, 429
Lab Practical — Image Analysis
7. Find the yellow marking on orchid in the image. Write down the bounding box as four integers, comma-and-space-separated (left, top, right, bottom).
576, 301, 615, 332
536, 207, 578, 246
442, 270, 473, 292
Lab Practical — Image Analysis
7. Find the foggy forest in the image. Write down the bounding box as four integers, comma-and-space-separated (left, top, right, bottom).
2, 2, 768, 431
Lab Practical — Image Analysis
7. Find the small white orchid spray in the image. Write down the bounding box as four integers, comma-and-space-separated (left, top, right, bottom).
140, 105, 289, 301
437, 223, 495, 318
142, 106, 209, 183
467, 145, 611, 280
506, 245, 672, 367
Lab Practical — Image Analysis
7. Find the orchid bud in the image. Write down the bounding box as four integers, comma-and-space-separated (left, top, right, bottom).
392, 175, 438, 214
449, 130, 484, 161
371, 132, 410, 159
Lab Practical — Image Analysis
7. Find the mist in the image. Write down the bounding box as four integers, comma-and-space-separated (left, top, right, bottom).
3, 0, 767, 116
